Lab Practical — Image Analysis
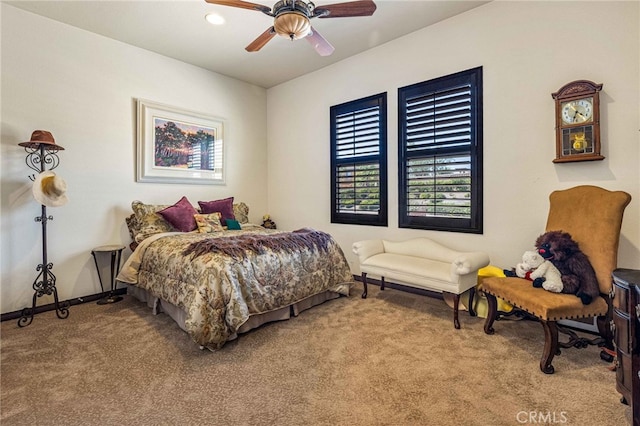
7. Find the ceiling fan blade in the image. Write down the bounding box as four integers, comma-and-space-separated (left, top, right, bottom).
314, 0, 376, 18
306, 27, 334, 56
205, 0, 271, 14
245, 27, 276, 52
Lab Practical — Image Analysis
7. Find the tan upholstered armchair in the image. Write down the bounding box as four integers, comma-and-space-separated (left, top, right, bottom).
480, 185, 632, 374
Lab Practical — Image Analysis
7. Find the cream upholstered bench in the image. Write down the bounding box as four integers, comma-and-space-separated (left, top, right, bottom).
352, 238, 490, 329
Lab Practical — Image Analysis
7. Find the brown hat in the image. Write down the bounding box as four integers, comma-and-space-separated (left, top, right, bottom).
19, 130, 65, 150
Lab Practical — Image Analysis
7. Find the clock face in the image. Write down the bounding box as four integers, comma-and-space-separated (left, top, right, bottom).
561, 98, 593, 124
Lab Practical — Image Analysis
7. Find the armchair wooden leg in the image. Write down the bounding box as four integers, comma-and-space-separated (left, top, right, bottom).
380, 276, 385, 291
483, 293, 498, 335
540, 320, 559, 374
596, 314, 614, 350
467, 287, 477, 317
361, 273, 368, 299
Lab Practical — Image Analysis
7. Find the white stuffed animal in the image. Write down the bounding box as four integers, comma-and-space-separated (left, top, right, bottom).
515, 250, 564, 293
514, 250, 541, 279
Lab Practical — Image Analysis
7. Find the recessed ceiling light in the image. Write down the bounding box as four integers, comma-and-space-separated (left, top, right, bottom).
205, 13, 225, 25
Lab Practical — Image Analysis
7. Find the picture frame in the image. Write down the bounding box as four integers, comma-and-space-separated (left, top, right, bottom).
136, 99, 225, 184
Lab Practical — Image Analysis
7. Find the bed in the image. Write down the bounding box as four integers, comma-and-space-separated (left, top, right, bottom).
116, 197, 354, 350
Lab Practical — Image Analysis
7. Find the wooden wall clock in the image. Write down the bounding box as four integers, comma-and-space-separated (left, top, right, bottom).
551, 80, 604, 163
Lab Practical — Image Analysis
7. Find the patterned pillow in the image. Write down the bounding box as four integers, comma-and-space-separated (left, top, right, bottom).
131, 200, 175, 243
158, 196, 198, 232
128, 200, 251, 242
198, 197, 235, 226
194, 212, 224, 233
125, 214, 138, 241
233, 202, 249, 224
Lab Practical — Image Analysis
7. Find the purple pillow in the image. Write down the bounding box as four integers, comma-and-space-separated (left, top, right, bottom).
158, 196, 198, 232
198, 197, 235, 226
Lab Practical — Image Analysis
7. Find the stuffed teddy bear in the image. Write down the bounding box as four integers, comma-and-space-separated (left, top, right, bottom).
514, 250, 541, 280
505, 250, 564, 293
535, 230, 599, 305
523, 252, 564, 293
504, 250, 540, 280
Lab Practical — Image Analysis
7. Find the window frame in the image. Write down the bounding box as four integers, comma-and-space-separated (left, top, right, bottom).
330, 93, 388, 226
398, 67, 483, 234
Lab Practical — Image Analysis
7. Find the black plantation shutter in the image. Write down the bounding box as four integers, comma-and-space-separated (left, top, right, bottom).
331, 93, 387, 226
399, 67, 483, 233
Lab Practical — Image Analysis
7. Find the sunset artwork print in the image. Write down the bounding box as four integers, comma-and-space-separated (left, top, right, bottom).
153, 118, 216, 171
136, 99, 225, 184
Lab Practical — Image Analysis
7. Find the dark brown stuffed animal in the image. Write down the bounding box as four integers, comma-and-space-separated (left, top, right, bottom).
535, 230, 599, 305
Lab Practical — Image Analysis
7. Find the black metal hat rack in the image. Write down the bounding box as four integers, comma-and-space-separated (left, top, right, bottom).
17, 134, 70, 327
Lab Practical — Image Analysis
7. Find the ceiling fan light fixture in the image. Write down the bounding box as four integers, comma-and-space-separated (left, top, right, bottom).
207, 0, 376, 55
205, 12, 225, 25
274, 12, 310, 40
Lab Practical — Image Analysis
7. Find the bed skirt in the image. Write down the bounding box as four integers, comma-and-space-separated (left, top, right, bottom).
126, 285, 340, 342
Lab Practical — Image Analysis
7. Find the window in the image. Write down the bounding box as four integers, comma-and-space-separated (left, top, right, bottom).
330, 93, 387, 226
398, 67, 483, 233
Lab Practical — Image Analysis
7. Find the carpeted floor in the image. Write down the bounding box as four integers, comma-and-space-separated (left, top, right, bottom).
1, 285, 632, 425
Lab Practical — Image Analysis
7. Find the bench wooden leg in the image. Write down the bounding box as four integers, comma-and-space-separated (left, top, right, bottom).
444, 292, 461, 329
452, 293, 460, 329
361, 273, 368, 299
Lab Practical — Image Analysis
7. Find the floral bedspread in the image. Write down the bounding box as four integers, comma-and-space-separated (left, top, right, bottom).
117, 225, 353, 350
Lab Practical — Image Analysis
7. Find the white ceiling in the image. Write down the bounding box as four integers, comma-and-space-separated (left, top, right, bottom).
6, 0, 489, 88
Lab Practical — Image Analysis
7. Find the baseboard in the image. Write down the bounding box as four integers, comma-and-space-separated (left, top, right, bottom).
0, 288, 128, 322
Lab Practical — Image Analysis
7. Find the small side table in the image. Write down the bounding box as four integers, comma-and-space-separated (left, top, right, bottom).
91, 245, 125, 305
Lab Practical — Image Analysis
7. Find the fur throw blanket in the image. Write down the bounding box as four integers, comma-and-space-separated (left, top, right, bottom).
183, 228, 333, 260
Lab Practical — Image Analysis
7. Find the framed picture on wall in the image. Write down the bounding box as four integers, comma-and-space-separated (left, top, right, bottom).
136, 99, 225, 184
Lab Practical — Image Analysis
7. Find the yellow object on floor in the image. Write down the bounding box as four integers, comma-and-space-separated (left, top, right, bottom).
443, 265, 514, 318
473, 265, 514, 317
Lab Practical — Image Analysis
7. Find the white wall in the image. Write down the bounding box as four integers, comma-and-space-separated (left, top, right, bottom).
267, 1, 640, 273
2, 1, 638, 316
1, 5, 268, 313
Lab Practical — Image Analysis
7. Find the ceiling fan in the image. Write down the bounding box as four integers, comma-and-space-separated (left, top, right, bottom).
205, 0, 377, 56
